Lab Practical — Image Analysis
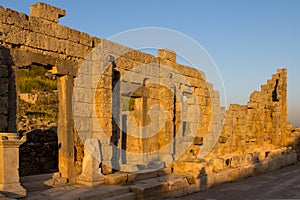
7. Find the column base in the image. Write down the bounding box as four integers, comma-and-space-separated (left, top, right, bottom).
0, 182, 26, 198
77, 173, 105, 186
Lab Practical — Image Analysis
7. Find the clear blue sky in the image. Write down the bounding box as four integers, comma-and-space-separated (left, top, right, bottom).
1, 0, 299, 127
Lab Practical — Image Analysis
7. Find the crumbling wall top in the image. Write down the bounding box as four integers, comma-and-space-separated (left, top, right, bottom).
30, 2, 66, 23
158, 48, 176, 62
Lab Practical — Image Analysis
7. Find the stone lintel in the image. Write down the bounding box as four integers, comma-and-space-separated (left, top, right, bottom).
9, 49, 78, 76
30, 2, 66, 23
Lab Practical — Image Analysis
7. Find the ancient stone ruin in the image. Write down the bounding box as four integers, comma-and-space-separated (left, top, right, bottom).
0, 3, 300, 199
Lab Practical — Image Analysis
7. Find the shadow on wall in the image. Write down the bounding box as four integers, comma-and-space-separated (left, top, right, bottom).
197, 167, 208, 191
19, 127, 59, 176
0, 45, 17, 133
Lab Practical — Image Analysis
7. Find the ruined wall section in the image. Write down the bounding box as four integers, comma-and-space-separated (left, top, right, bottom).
173, 69, 295, 188
158, 51, 225, 161
0, 3, 224, 173
92, 44, 223, 172
286, 124, 300, 159
209, 69, 288, 160
0, 3, 101, 67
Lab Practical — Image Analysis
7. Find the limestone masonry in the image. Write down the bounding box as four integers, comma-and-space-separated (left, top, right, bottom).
0, 3, 299, 199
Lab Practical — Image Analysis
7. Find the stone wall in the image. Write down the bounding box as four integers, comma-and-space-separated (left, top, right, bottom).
287, 124, 300, 159
0, 3, 96, 65
207, 69, 288, 159
0, 3, 298, 187
0, 2, 98, 180
82, 44, 225, 174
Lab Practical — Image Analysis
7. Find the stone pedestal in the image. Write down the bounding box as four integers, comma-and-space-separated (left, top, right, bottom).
78, 138, 104, 186
0, 133, 26, 198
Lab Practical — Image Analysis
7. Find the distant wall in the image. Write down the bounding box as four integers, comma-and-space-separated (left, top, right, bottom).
208, 69, 288, 159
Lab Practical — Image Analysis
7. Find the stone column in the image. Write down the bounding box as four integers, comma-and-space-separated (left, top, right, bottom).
0, 133, 26, 198
57, 75, 75, 183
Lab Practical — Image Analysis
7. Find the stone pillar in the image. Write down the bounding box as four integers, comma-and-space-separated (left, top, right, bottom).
0, 133, 26, 198
57, 75, 75, 183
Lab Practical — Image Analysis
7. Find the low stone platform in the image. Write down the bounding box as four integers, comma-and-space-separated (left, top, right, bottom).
21, 172, 67, 192
23, 184, 135, 200
1, 151, 297, 200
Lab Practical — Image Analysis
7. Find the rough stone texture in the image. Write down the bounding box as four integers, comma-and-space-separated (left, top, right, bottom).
205, 69, 288, 159
286, 124, 300, 159
30, 2, 66, 23
0, 3, 299, 198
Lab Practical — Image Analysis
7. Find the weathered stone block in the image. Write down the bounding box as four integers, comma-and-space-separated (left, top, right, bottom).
65, 40, 85, 58
158, 48, 176, 62
5, 8, 29, 29
29, 16, 55, 36
67, 28, 81, 44
30, 2, 66, 23
130, 181, 167, 199
53, 23, 68, 40
0, 6, 6, 24
104, 172, 128, 185
209, 158, 225, 172
4, 26, 27, 45
166, 178, 189, 192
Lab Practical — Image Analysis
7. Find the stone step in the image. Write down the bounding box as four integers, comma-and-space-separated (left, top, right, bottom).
24, 184, 133, 200
20, 173, 67, 191
129, 168, 172, 182
104, 168, 172, 185
103, 192, 136, 200
20, 172, 61, 183
128, 173, 195, 199
75, 186, 132, 200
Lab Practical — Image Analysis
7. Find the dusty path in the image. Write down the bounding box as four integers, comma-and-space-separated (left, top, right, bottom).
171, 162, 300, 200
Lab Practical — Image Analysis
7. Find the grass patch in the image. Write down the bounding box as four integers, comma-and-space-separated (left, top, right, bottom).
17, 65, 59, 126
18, 65, 57, 93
